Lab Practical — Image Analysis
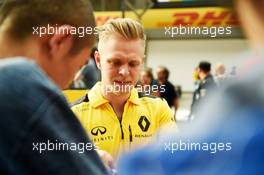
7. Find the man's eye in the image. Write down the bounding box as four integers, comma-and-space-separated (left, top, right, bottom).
129, 62, 139, 67
109, 60, 121, 66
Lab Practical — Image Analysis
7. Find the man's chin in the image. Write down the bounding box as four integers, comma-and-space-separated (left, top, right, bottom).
112, 90, 131, 96
103, 82, 134, 96
113, 81, 133, 86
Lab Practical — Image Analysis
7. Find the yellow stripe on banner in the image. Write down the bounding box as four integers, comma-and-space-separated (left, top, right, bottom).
63, 90, 88, 103
95, 7, 238, 29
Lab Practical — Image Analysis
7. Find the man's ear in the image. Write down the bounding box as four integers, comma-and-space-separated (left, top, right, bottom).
48, 25, 73, 61
94, 51, 101, 70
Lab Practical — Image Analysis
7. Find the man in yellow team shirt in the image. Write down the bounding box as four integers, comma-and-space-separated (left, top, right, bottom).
71, 18, 175, 160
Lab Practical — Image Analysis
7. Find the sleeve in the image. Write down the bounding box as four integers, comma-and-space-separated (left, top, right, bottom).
13, 97, 108, 175
157, 98, 177, 132
70, 95, 88, 124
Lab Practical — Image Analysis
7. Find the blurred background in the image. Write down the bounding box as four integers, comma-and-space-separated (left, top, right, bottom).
65, 0, 249, 122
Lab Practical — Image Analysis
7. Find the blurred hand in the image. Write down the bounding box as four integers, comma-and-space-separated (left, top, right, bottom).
97, 149, 115, 170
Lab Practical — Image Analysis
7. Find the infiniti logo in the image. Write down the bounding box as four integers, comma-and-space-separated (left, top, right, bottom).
91, 126, 107, 136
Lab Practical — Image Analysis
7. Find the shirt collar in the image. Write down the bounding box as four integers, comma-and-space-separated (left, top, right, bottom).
88, 82, 140, 108
127, 88, 140, 105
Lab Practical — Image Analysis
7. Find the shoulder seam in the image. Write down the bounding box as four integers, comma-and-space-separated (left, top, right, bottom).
70, 94, 89, 107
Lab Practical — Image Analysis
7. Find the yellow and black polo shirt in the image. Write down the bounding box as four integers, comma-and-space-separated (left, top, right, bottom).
71, 82, 175, 160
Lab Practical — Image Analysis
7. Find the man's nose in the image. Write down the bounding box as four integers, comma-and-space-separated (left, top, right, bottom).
119, 64, 130, 76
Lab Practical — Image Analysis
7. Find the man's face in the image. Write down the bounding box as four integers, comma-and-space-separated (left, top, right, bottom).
156, 68, 165, 82
97, 35, 144, 95
215, 66, 225, 76
59, 47, 91, 89
140, 72, 151, 85
197, 68, 203, 79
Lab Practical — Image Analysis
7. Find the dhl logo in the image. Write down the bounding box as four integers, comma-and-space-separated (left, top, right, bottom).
94, 8, 239, 28
170, 11, 239, 27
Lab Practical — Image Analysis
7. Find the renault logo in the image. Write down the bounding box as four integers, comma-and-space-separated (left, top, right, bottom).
91, 126, 107, 136
138, 116, 150, 132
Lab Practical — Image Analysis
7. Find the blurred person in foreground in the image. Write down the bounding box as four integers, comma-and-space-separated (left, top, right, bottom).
118, 0, 264, 174
0, 0, 108, 174
71, 18, 175, 162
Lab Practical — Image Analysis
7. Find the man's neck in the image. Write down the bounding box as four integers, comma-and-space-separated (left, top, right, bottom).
102, 87, 131, 120
0, 34, 38, 60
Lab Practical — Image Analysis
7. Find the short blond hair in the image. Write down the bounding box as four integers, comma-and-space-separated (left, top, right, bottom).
98, 18, 146, 51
